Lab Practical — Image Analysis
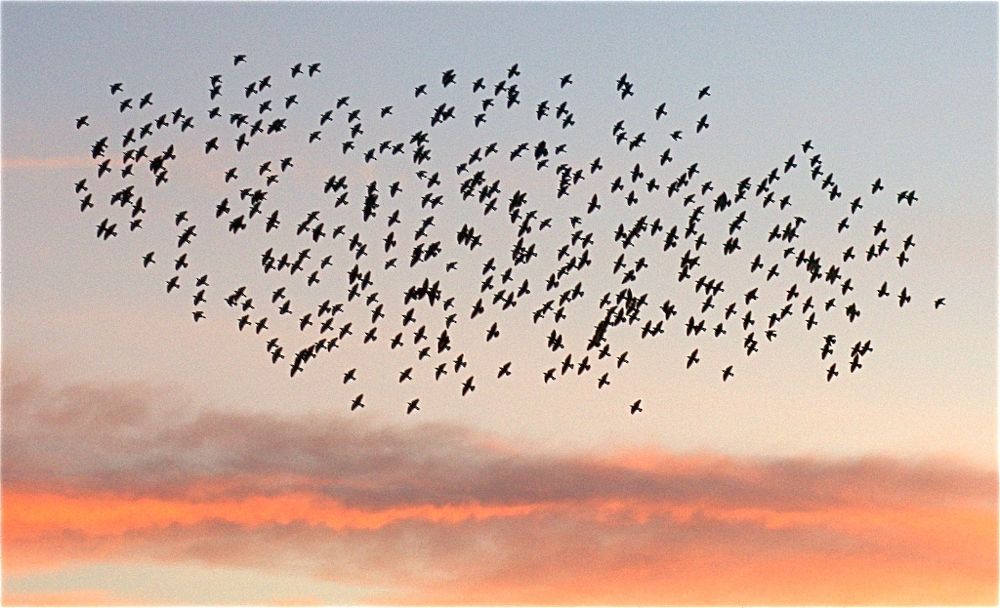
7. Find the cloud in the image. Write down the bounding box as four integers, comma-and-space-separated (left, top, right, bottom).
2, 364, 996, 604
1, 589, 129, 606
0, 155, 94, 170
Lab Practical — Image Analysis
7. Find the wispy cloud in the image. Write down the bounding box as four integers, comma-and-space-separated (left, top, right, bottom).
3, 364, 996, 604
0, 155, 94, 170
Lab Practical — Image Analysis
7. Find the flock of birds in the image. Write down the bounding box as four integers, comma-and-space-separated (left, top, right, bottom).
70, 56, 943, 415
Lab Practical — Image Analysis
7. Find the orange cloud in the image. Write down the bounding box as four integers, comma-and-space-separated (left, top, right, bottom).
3, 491, 543, 539
2, 366, 996, 604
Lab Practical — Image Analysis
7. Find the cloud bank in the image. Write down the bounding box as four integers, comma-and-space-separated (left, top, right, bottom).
3, 364, 996, 604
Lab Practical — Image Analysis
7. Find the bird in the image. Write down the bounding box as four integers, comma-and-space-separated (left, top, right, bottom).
406, 398, 420, 414
898, 287, 912, 307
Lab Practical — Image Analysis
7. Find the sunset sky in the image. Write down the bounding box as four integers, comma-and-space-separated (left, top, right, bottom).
2, 2, 997, 605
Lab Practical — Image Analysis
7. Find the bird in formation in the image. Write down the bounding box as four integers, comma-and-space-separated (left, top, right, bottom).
71, 57, 943, 415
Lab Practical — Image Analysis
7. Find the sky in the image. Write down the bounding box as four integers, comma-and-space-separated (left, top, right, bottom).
1, 1, 997, 605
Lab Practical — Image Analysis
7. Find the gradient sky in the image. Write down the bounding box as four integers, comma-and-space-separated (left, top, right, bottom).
2, 2, 997, 605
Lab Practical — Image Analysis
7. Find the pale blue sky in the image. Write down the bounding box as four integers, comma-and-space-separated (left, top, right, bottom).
2, 1, 996, 466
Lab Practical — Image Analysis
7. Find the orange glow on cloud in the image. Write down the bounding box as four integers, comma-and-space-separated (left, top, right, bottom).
8, 487, 992, 544
1, 590, 128, 607
3, 368, 995, 604
2, 490, 542, 539
4, 482, 995, 605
